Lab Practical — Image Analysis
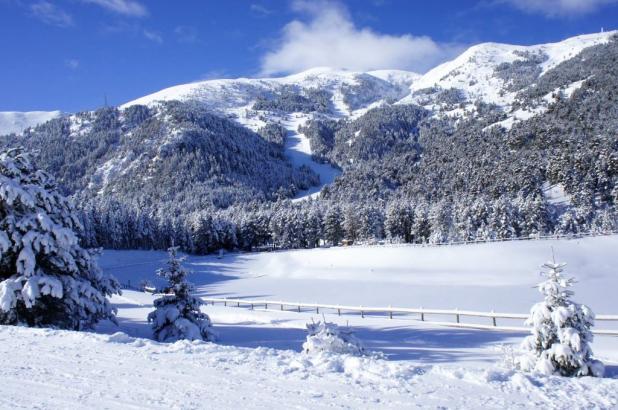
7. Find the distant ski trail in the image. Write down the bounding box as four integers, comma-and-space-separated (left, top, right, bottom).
281, 114, 340, 201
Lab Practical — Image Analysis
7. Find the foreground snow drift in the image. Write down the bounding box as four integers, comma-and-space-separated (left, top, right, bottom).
0, 324, 616, 409
0, 327, 618, 409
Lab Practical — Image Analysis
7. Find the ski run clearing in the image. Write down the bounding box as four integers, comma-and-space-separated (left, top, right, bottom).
2, 236, 618, 409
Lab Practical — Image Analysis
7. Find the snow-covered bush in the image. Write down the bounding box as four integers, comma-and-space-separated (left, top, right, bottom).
147, 247, 214, 342
0, 148, 119, 329
303, 321, 366, 356
517, 260, 604, 377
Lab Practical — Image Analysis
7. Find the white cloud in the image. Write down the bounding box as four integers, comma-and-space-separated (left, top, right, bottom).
30, 1, 73, 28
143, 29, 163, 44
174, 25, 198, 43
259, 1, 460, 75
82, 0, 147, 17
503, 0, 618, 17
250, 3, 274, 16
65, 59, 80, 69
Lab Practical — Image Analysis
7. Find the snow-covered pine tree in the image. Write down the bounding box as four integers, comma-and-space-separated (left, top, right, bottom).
517, 260, 604, 377
323, 206, 344, 246
385, 200, 413, 243
147, 247, 214, 342
0, 148, 119, 329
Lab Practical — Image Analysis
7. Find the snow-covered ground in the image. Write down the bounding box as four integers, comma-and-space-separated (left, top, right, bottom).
2, 236, 617, 409
102, 235, 618, 315
3, 318, 616, 409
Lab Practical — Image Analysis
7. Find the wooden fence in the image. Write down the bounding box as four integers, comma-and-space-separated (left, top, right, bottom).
198, 296, 618, 336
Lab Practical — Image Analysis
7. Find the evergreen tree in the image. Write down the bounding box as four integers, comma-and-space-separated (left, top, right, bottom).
385, 200, 413, 242
0, 148, 119, 329
428, 200, 452, 244
489, 197, 516, 239
517, 260, 604, 377
358, 205, 385, 241
411, 201, 430, 243
323, 206, 344, 245
343, 206, 360, 242
147, 247, 214, 342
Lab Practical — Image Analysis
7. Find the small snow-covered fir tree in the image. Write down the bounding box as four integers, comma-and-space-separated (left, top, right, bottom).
0, 148, 119, 329
517, 259, 604, 377
303, 320, 366, 356
147, 247, 214, 342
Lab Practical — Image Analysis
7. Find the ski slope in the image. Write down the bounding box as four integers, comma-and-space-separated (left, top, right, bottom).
281, 114, 341, 201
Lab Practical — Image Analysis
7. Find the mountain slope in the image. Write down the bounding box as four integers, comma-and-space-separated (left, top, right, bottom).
1, 103, 320, 210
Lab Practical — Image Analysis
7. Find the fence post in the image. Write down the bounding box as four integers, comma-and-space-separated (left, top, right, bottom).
338, 308, 341, 316
265, 303, 268, 310
280, 303, 284, 311
316, 306, 319, 314
491, 310, 496, 327
455, 308, 460, 324
224, 299, 227, 307
420, 307, 424, 321
298, 305, 301, 313
251, 303, 254, 310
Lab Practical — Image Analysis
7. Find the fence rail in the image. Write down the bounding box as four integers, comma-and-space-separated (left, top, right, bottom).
196, 296, 618, 336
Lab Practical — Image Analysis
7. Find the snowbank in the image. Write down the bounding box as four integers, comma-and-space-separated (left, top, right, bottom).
1, 324, 616, 409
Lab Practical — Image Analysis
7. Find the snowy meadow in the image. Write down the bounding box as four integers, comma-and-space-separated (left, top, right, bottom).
3, 236, 616, 409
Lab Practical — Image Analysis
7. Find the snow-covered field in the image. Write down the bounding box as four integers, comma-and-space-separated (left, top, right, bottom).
102, 235, 618, 315
2, 236, 617, 409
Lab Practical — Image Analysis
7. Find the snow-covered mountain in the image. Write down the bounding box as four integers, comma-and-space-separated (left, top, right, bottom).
109, 31, 613, 203
125, 67, 419, 126
124, 31, 615, 129
1, 30, 617, 253
0, 110, 61, 135
405, 31, 612, 104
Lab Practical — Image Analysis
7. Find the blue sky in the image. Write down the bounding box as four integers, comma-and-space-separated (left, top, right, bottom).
1, 0, 617, 112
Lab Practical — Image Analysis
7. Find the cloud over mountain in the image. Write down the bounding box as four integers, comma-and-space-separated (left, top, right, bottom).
260, 1, 461, 75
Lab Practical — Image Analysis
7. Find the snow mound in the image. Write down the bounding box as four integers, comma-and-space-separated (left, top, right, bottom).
302, 321, 367, 356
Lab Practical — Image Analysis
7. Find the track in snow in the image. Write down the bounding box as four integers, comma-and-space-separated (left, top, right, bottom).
281, 114, 341, 201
